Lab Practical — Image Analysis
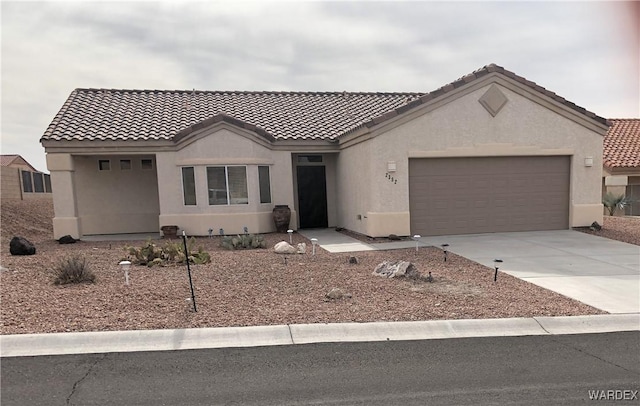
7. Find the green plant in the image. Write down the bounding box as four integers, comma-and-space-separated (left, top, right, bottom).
220, 234, 266, 250
124, 237, 211, 267
602, 192, 631, 216
53, 256, 96, 285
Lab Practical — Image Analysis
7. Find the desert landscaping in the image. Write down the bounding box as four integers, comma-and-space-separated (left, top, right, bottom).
2, 199, 638, 335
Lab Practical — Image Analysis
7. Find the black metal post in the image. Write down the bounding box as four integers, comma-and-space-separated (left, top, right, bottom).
494, 259, 503, 282
182, 232, 197, 312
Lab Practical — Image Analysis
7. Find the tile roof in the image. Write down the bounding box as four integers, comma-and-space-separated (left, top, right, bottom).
0, 154, 20, 167
604, 119, 640, 170
40, 64, 609, 143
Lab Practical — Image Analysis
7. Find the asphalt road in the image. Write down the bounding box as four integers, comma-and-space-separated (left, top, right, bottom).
2, 332, 639, 405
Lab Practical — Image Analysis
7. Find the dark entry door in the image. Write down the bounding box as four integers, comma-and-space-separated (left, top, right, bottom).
297, 166, 328, 229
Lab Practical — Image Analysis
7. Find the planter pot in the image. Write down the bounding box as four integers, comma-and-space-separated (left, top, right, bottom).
272, 205, 291, 233
161, 225, 179, 239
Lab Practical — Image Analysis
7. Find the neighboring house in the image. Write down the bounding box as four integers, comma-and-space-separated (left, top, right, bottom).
40, 63, 609, 239
603, 119, 640, 215
0, 154, 52, 200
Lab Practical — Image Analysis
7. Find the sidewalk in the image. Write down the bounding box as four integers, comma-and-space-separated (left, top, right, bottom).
1, 314, 637, 357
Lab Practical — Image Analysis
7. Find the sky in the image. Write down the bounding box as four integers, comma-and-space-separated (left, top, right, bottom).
1, 0, 638, 174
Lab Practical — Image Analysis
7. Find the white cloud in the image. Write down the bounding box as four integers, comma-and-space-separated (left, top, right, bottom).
1, 0, 637, 173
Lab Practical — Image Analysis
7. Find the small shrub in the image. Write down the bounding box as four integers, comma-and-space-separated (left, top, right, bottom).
53, 256, 96, 285
124, 237, 211, 266
602, 192, 632, 216
220, 234, 266, 250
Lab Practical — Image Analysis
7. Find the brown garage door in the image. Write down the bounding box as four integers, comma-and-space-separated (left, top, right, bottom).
409, 156, 570, 236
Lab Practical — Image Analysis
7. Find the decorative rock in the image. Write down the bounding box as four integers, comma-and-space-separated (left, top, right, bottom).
325, 288, 352, 300
296, 243, 306, 254
274, 241, 297, 254
590, 221, 602, 231
58, 235, 77, 244
9, 236, 36, 256
388, 234, 401, 241
373, 260, 419, 279
348, 256, 358, 264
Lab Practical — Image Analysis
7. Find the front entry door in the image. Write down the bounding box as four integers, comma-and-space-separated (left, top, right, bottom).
297, 166, 328, 229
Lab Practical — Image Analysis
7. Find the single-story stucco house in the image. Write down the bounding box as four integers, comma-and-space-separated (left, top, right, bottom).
40, 63, 610, 240
602, 119, 640, 216
0, 154, 52, 200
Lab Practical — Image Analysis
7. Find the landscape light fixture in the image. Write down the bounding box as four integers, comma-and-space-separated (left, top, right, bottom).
208, 228, 213, 239
119, 260, 131, 285
243, 226, 248, 234
311, 238, 318, 256
413, 235, 421, 252
288, 229, 293, 244
494, 259, 503, 282
219, 228, 224, 236
441, 243, 450, 262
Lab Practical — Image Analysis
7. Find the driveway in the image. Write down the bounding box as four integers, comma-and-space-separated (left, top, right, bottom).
417, 230, 640, 314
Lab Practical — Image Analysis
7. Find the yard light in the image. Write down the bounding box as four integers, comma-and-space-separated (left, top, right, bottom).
208, 228, 213, 239
119, 260, 131, 285
311, 238, 318, 256
494, 259, 503, 282
413, 235, 421, 252
288, 229, 293, 244
219, 228, 224, 236
243, 226, 248, 234
441, 243, 449, 262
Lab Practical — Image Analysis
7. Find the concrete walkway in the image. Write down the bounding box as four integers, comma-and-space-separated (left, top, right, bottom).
297, 228, 426, 252
1, 314, 637, 357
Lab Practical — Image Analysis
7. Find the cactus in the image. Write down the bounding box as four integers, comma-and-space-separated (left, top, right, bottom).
220, 234, 266, 250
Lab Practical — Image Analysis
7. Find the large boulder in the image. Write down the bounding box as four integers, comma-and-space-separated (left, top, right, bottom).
58, 235, 77, 244
274, 241, 297, 254
9, 237, 36, 256
373, 260, 419, 279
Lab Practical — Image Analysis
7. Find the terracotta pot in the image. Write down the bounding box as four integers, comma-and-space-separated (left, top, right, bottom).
272, 205, 291, 233
161, 225, 179, 239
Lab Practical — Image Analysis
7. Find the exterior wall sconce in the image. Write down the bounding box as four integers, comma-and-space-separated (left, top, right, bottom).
584, 157, 594, 167
387, 161, 397, 173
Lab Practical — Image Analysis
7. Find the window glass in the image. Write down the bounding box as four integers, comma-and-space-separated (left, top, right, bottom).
120, 159, 132, 170
228, 166, 248, 204
21, 171, 33, 192
258, 166, 271, 204
181, 167, 196, 205
207, 167, 227, 205
297, 155, 322, 163
33, 173, 44, 193
207, 166, 248, 205
98, 160, 110, 171
44, 174, 52, 193
141, 159, 153, 170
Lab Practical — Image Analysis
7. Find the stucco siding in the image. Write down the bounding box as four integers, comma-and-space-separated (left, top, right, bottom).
73, 155, 160, 235
359, 82, 604, 234
155, 127, 297, 235
336, 140, 372, 235
1, 167, 22, 199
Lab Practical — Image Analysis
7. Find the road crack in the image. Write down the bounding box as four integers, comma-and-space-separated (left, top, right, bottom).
66, 353, 107, 405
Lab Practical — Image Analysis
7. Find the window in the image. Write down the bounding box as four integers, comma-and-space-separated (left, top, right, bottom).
258, 166, 271, 204
120, 159, 132, 170
182, 167, 197, 206
98, 160, 111, 171
298, 155, 322, 163
207, 166, 248, 205
141, 159, 153, 170
33, 173, 44, 193
21, 171, 33, 193
44, 174, 52, 193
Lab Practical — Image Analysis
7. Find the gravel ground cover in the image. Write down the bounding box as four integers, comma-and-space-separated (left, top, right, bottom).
3, 199, 635, 335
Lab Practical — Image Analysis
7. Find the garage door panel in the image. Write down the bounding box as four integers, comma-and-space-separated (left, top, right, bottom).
409, 156, 570, 236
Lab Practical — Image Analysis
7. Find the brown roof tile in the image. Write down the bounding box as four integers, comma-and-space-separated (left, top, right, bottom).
604, 119, 640, 170
40, 64, 609, 144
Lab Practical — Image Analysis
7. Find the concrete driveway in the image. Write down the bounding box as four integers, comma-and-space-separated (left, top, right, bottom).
417, 230, 640, 314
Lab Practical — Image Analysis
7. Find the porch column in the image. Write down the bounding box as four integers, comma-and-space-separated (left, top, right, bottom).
47, 154, 81, 239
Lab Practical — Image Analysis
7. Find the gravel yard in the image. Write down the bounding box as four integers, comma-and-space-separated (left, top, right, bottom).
3, 199, 636, 335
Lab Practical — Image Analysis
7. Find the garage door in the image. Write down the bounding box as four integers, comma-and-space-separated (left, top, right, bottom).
409, 156, 570, 236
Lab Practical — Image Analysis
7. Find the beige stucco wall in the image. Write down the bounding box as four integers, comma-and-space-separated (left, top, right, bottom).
338, 78, 605, 236
336, 137, 372, 235
156, 126, 297, 236
1, 167, 22, 199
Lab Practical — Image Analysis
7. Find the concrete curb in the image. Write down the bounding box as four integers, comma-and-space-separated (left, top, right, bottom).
1, 314, 638, 358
